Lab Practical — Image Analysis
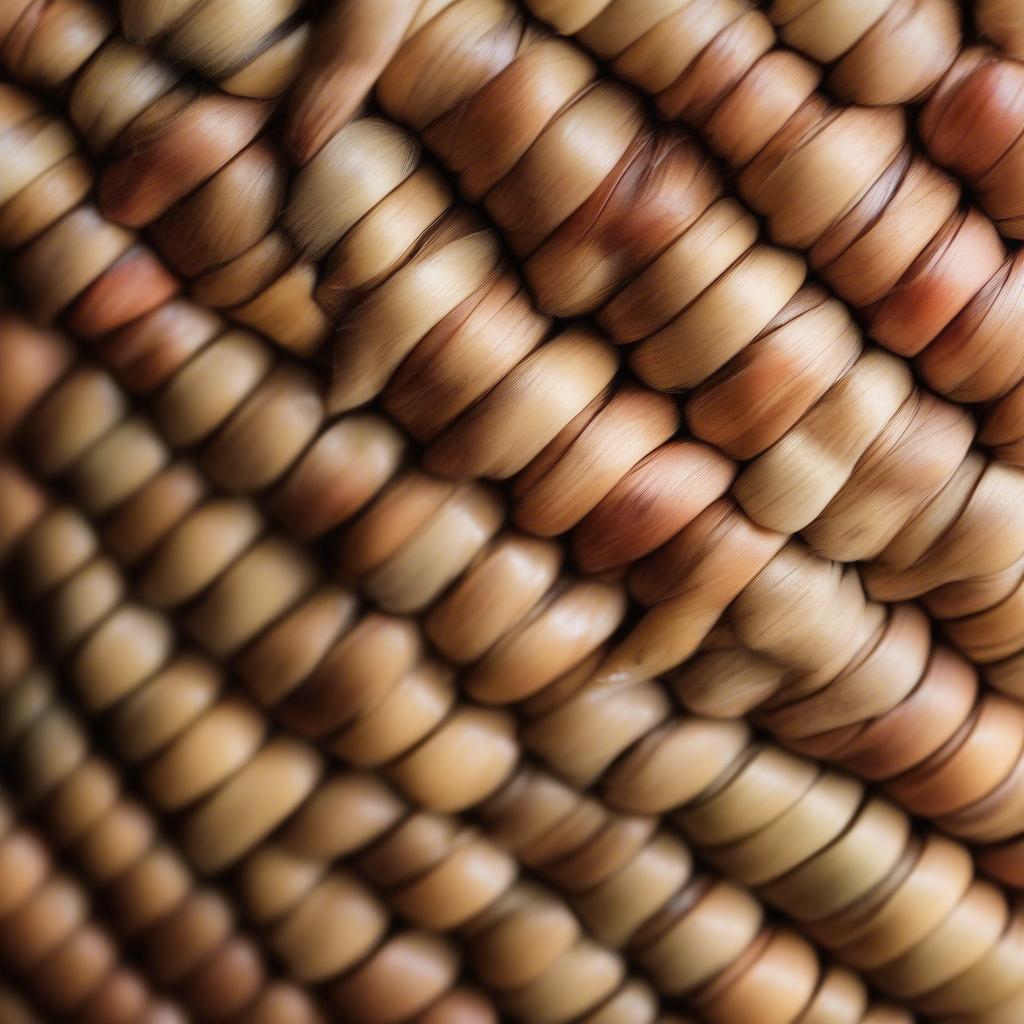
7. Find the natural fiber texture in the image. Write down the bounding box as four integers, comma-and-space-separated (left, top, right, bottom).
3, 0, 1024, 1022
3, 61, 1024, 867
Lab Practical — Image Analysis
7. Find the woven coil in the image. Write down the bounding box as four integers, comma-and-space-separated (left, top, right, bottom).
3, 0, 1024, 1021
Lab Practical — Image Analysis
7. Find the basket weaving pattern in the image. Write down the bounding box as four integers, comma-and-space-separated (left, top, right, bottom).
4, 0, 1024, 1020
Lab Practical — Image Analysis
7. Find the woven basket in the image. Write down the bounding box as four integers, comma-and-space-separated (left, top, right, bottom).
2, 0, 1024, 1020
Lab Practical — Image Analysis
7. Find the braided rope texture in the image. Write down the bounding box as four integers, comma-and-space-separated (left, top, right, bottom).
4, 0, 1024, 1020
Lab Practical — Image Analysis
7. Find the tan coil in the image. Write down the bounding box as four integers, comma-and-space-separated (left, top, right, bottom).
4, 33, 1024, 887
0, 456, 919, 1024
120, 0, 1012, 419
0, 257, 1011, 876
0, 777, 186, 1023
0, 65, 1022, 877
0, 464, 609, 1024
512, 0, 1024, 462
745, 0, 1024, 247
9, 0, 1024, 696
4, 1, 1024, 1021
0, 293, 875, 1024
6, 25, 1024, 704
0, 298, 1020, 1020
0, 461, 999, 1021
758, 0, 1024, 494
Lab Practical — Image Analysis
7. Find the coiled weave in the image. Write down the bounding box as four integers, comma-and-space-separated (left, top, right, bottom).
3, 0, 1024, 1021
